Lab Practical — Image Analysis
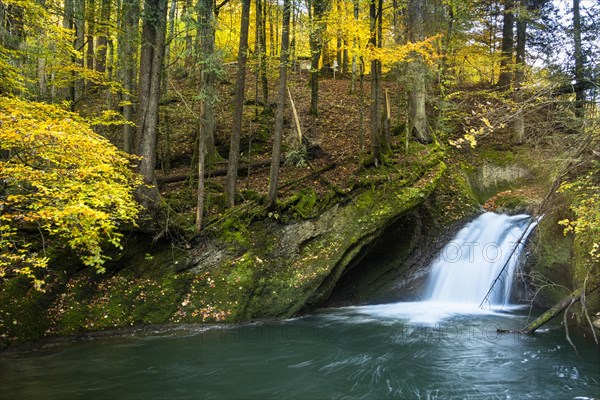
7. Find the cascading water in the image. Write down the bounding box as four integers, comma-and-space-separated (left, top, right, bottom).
424, 212, 538, 307
339, 212, 539, 323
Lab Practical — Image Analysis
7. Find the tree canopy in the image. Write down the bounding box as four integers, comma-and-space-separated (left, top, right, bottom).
0, 96, 140, 289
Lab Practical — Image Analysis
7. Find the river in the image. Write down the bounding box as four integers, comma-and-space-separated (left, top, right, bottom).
0, 308, 598, 399
1, 213, 598, 399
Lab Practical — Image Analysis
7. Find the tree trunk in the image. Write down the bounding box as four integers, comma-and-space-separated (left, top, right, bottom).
36, 0, 48, 100
183, 0, 194, 70
515, 285, 600, 335
73, 0, 85, 100
3, 4, 25, 51
291, 0, 297, 70
350, 0, 358, 94
86, 0, 96, 75
96, 0, 111, 73
268, 0, 275, 55
407, 0, 432, 144
267, 0, 291, 209
195, 0, 219, 160
121, 0, 140, 153
136, 0, 168, 212
336, 0, 343, 74
195, 107, 206, 233
63, 0, 76, 107
512, 0, 526, 144
163, 0, 177, 97
256, 0, 269, 107
309, 0, 327, 116
369, 0, 381, 163
497, 0, 514, 89
573, 0, 585, 117
226, 0, 251, 208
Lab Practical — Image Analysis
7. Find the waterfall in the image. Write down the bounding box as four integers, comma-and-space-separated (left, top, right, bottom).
332, 212, 539, 323
424, 212, 538, 307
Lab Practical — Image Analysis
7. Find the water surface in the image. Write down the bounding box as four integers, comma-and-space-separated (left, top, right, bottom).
0, 308, 598, 400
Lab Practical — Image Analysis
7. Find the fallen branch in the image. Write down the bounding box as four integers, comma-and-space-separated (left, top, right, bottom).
278, 162, 337, 190
157, 159, 276, 184
497, 284, 600, 335
480, 134, 594, 309
287, 87, 302, 143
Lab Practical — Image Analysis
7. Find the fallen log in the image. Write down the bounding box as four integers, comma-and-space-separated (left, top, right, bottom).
497, 284, 600, 335
157, 159, 276, 184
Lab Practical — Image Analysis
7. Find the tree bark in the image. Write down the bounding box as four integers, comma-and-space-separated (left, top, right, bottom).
120, 0, 140, 154
267, 0, 291, 209
86, 0, 96, 75
369, 0, 381, 163
157, 159, 277, 184
407, 0, 432, 144
37, 0, 48, 99
512, 0, 526, 144
309, 0, 327, 116
195, 106, 206, 232
196, 0, 219, 160
350, 0, 358, 94
514, 285, 600, 335
136, 0, 168, 212
226, 0, 251, 208
63, 0, 76, 107
96, 0, 111, 74
73, 0, 85, 100
572, 0, 585, 117
256, 0, 269, 107
497, 0, 514, 89
163, 0, 177, 97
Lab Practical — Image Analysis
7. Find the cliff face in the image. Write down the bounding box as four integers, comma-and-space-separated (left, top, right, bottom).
1, 146, 451, 348
4, 145, 595, 349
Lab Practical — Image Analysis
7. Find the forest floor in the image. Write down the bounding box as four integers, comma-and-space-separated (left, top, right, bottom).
148, 69, 419, 231
82, 65, 574, 235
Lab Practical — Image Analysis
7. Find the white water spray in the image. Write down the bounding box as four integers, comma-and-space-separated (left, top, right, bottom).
424, 212, 538, 307
336, 213, 539, 323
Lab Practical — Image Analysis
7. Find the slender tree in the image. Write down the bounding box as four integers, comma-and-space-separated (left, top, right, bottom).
163, 0, 177, 97
512, 0, 527, 143
183, 0, 194, 69
63, 0, 76, 107
226, 0, 251, 208
96, 0, 111, 73
194, 0, 220, 160
572, 0, 584, 117
497, 0, 514, 89
136, 0, 168, 212
369, 0, 381, 162
256, 0, 269, 108
407, 0, 433, 144
308, 0, 328, 116
73, 0, 85, 99
120, 0, 140, 153
37, 0, 48, 99
267, 0, 291, 209
86, 0, 96, 75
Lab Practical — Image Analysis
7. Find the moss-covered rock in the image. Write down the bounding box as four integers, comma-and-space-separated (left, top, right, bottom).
174, 157, 447, 322
1, 145, 448, 347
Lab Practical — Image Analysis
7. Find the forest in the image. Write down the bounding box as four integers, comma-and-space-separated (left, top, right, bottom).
0, 0, 599, 348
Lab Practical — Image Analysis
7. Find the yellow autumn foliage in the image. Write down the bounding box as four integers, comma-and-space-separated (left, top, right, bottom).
0, 96, 141, 289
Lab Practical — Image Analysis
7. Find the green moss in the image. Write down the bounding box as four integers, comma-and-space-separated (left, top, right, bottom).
478, 148, 516, 166
0, 276, 52, 347
2, 144, 450, 346
530, 212, 575, 305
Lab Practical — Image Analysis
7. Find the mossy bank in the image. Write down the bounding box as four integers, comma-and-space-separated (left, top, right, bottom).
1, 145, 456, 348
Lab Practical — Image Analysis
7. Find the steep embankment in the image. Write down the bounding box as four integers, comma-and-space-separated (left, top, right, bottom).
1, 144, 454, 347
